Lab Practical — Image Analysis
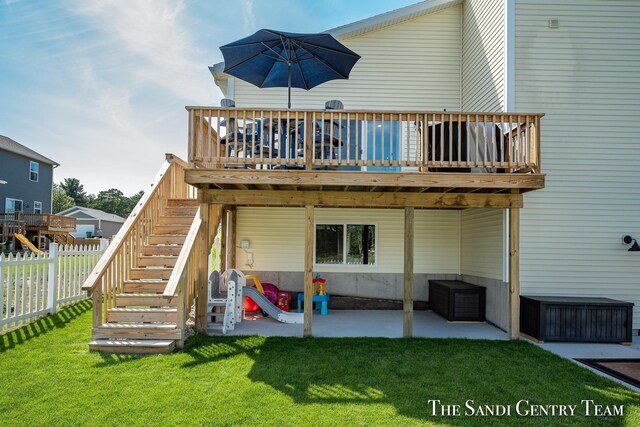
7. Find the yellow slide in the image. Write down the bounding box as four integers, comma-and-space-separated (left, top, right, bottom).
14, 233, 44, 254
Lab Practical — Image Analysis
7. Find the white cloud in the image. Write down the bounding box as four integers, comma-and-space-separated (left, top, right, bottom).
71, 0, 212, 104
242, 0, 256, 34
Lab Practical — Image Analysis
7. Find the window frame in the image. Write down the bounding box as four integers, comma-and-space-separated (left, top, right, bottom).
33, 201, 42, 214
5, 198, 24, 213
29, 161, 39, 182
313, 221, 377, 267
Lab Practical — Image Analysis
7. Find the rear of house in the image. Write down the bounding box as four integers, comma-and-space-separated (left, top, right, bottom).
209, 0, 533, 333
81, 0, 639, 352
212, 0, 640, 331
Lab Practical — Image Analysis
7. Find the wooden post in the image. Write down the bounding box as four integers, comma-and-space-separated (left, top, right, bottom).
224, 208, 236, 269
196, 201, 210, 333
403, 207, 414, 337
220, 208, 227, 273
304, 205, 314, 336
304, 113, 314, 170
508, 207, 520, 340
92, 286, 102, 328
229, 207, 237, 269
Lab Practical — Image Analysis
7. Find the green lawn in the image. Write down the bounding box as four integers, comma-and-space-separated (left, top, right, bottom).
1, 302, 638, 426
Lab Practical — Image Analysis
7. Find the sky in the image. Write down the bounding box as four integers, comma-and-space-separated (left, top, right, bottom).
0, 0, 418, 196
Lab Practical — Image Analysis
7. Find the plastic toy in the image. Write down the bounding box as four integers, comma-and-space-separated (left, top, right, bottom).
244, 275, 279, 312
313, 274, 327, 295
276, 292, 291, 312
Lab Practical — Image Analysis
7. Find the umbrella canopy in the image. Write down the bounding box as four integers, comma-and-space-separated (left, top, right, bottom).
220, 29, 361, 108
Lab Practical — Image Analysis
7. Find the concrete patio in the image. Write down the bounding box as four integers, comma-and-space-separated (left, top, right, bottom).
227, 309, 507, 339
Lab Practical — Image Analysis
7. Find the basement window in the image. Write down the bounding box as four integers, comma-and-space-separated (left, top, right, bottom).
315, 224, 376, 266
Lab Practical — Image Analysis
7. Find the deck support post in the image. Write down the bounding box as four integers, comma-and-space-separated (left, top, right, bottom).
195, 201, 210, 333
220, 207, 227, 273
508, 207, 521, 340
304, 204, 314, 337
403, 207, 414, 337
229, 207, 237, 269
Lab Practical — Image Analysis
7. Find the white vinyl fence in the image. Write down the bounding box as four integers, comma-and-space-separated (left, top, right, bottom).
0, 241, 108, 331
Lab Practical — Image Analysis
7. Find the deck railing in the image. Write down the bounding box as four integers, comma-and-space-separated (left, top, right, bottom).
82, 154, 196, 328
0, 214, 76, 231
186, 107, 543, 173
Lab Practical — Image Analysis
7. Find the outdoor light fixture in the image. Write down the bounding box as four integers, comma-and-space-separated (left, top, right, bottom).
623, 235, 640, 252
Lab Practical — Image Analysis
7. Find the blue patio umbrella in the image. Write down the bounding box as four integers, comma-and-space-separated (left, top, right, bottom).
220, 29, 361, 109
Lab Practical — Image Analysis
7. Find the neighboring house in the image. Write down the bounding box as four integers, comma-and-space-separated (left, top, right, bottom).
210, 0, 640, 331
0, 135, 58, 215
58, 206, 125, 239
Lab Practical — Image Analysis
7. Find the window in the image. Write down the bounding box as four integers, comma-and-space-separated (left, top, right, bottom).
5, 198, 23, 213
33, 201, 42, 214
315, 224, 376, 265
29, 161, 39, 182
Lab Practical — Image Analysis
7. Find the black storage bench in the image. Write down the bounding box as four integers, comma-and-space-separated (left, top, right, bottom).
428, 280, 486, 321
520, 296, 634, 343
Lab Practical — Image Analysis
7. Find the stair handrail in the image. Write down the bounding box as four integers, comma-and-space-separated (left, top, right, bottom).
162, 208, 203, 342
163, 208, 202, 297
82, 153, 191, 293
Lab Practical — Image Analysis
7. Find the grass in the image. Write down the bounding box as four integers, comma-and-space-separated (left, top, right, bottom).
1, 302, 639, 426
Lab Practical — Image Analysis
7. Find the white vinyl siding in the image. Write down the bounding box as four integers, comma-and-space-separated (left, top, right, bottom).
235, 208, 460, 274
232, 6, 462, 111
460, 209, 504, 280
461, 0, 506, 111
515, 1, 640, 325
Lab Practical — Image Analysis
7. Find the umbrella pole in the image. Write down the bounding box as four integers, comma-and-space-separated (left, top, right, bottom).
287, 62, 292, 109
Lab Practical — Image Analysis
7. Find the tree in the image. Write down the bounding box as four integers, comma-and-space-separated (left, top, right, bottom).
52, 184, 74, 213
59, 178, 88, 206
125, 191, 144, 215
90, 188, 129, 218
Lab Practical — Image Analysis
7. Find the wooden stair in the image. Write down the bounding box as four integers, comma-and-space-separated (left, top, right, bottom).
89, 200, 198, 354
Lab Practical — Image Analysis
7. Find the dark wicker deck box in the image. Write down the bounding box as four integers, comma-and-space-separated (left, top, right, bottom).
520, 295, 633, 343
428, 280, 486, 321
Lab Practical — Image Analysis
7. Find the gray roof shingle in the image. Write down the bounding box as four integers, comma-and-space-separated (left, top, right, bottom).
57, 206, 127, 223
0, 135, 59, 166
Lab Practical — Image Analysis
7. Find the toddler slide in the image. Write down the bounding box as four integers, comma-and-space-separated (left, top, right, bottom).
242, 286, 303, 324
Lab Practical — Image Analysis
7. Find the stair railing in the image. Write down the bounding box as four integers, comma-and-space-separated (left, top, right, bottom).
163, 208, 202, 348
82, 154, 195, 328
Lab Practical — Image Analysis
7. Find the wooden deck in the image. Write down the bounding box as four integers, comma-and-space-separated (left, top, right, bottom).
0, 213, 76, 232
185, 107, 544, 209
184, 107, 545, 338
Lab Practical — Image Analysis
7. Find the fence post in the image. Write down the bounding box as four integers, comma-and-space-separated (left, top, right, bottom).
47, 243, 58, 314
99, 238, 109, 253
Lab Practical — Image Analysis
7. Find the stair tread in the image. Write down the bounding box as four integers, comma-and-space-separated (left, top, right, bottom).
109, 307, 177, 312
98, 323, 176, 329
90, 339, 174, 347
116, 292, 173, 297
139, 254, 179, 257
124, 279, 168, 283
